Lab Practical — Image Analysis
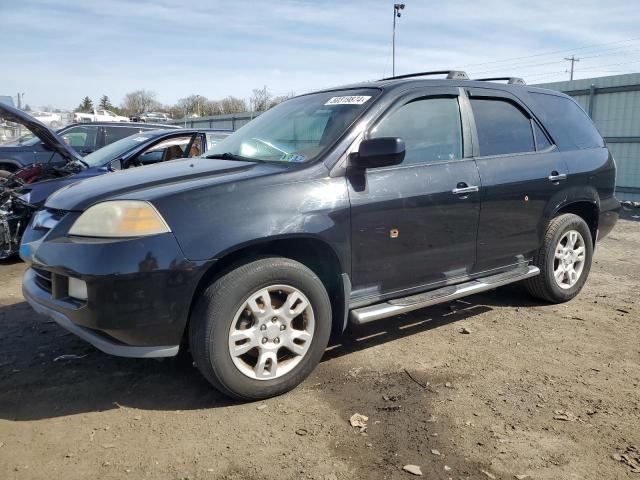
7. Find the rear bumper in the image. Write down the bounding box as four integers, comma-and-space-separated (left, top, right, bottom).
23, 268, 179, 358
598, 196, 621, 241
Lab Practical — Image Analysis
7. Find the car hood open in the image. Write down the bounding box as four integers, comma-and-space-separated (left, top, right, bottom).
0, 103, 83, 164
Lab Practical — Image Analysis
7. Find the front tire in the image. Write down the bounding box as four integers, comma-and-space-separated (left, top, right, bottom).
525, 213, 593, 303
189, 257, 332, 400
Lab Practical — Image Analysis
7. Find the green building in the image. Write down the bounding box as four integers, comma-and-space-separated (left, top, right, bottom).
536, 73, 640, 201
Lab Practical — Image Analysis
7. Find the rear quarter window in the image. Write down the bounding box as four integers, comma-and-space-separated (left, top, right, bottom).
529, 92, 604, 150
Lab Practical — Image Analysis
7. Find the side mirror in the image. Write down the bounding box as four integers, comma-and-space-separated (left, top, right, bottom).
109, 158, 123, 171
349, 137, 405, 169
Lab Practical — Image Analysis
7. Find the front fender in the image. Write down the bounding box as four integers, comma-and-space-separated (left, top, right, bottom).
154, 174, 351, 272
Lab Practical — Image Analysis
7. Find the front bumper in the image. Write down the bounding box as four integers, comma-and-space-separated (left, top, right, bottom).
23, 268, 179, 358
20, 213, 208, 357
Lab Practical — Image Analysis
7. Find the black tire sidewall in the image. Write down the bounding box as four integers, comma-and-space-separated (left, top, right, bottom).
543, 216, 593, 302
194, 258, 332, 399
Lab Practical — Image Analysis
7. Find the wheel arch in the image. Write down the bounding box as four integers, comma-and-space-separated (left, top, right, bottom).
185, 235, 349, 342
0, 160, 23, 173
552, 200, 599, 245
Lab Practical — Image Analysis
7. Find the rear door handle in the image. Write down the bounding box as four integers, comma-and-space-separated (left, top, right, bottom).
452, 184, 479, 195
548, 171, 567, 182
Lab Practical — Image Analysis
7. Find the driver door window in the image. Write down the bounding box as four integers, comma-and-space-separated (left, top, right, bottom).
188, 135, 205, 157
349, 93, 480, 295
370, 97, 463, 165
135, 135, 195, 165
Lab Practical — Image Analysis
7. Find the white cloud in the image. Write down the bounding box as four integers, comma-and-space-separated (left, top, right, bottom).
1, 0, 639, 108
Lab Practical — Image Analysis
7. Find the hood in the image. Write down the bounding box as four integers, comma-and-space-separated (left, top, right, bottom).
17, 167, 106, 207
45, 157, 285, 211
0, 103, 83, 164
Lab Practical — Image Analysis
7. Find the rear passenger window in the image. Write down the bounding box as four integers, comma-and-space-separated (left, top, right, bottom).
60, 125, 98, 149
104, 127, 145, 145
529, 93, 604, 150
471, 98, 534, 156
533, 122, 552, 151
371, 97, 462, 165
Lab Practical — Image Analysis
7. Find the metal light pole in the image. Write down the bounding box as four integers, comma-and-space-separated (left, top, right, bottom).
392, 3, 405, 77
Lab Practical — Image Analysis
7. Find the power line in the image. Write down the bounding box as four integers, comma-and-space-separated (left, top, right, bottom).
473, 58, 567, 75
469, 44, 640, 76
574, 58, 640, 71
462, 36, 640, 68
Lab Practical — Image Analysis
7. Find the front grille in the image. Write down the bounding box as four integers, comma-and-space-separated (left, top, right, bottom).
32, 267, 52, 293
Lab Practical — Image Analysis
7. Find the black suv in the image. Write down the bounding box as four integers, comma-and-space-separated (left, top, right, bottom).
19, 71, 619, 399
0, 121, 179, 173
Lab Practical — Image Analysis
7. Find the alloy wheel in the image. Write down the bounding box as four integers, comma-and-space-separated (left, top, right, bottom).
553, 229, 586, 289
228, 285, 315, 380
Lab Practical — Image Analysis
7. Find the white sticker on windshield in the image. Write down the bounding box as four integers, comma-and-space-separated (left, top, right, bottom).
324, 95, 371, 106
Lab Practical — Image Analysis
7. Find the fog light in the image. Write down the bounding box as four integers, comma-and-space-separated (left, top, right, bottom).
68, 277, 88, 300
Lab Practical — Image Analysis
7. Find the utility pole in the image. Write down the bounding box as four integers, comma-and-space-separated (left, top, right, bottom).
392, 3, 405, 77
564, 55, 580, 81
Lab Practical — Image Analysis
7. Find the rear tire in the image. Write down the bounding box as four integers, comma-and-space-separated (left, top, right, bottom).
524, 213, 593, 303
189, 257, 332, 400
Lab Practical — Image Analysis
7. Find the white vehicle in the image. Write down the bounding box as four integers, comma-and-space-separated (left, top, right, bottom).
73, 109, 129, 123
139, 111, 171, 123
31, 111, 62, 128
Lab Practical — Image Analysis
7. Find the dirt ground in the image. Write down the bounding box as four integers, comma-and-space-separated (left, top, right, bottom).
0, 217, 638, 480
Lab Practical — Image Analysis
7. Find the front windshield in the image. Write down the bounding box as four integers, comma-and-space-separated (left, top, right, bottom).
207, 88, 379, 163
83, 133, 154, 167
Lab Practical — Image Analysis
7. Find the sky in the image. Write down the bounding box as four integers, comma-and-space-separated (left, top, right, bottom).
1, 0, 640, 110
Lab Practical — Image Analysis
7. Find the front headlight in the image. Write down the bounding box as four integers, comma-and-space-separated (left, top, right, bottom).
68, 200, 171, 237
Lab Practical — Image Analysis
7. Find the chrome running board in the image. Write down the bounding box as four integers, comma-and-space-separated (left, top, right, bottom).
349, 265, 540, 325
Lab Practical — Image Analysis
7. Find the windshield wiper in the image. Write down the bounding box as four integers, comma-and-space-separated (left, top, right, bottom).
205, 152, 263, 162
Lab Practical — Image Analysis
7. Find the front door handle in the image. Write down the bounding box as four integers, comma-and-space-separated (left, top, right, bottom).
452, 183, 479, 195
548, 171, 567, 182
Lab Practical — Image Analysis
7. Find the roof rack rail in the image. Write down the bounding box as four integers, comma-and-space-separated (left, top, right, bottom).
381, 70, 469, 81
474, 76, 526, 85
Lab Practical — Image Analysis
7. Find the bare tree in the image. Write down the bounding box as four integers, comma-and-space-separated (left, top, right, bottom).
176, 94, 210, 117
121, 90, 160, 116
219, 96, 247, 114
250, 86, 272, 112
268, 92, 294, 110
173, 95, 248, 117
204, 99, 223, 116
